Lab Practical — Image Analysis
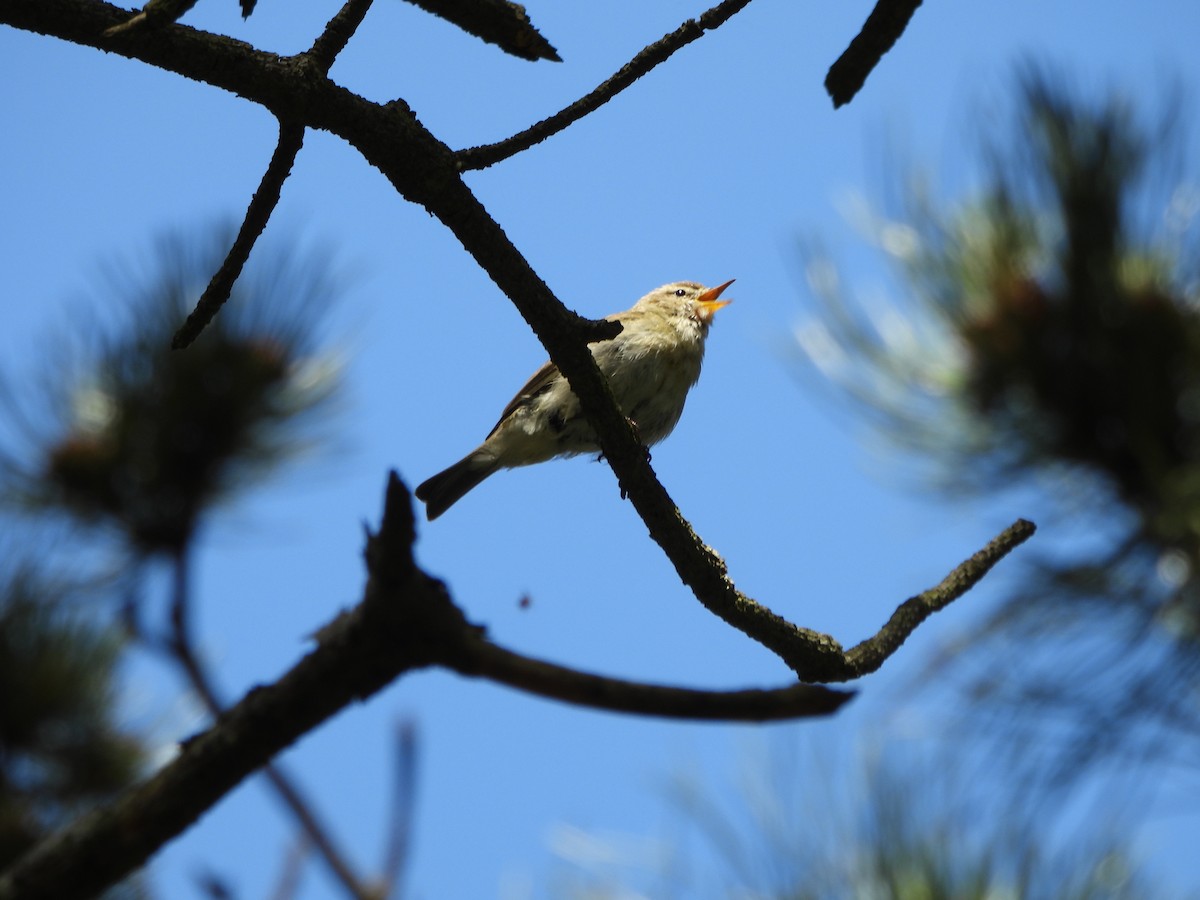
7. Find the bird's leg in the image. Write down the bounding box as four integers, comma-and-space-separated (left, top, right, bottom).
599, 418, 653, 501
597, 419, 651, 465
616, 418, 654, 501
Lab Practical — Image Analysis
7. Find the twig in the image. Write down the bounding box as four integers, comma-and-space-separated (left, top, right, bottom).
268, 835, 312, 900
306, 0, 376, 75
455, 0, 754, 170
843, 518, 1037, 678
449, 638, 854, 719
825, 0, 923, 108
167, 546, 377, 900
379, 721, 418, 898
173, 121, 305, 349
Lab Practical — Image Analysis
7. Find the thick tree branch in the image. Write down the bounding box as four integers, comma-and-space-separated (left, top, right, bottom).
173, 121, 306, 349
0, 473, 857, 899
825, 0, 923, 108
456, 0, 753, 170
0, 476, 453, 900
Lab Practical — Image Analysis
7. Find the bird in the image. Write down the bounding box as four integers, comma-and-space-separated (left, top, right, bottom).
415, 279, 734, 520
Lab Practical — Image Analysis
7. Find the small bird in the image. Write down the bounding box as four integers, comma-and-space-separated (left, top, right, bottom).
415, 280, 734, 520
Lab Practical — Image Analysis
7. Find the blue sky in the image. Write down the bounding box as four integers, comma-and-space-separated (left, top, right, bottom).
4, 1, 1200, 897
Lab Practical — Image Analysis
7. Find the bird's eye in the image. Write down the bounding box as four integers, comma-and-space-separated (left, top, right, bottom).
674, 288, 686, 297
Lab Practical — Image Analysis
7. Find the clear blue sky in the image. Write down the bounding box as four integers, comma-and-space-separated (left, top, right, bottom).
4, 1, 1200, 897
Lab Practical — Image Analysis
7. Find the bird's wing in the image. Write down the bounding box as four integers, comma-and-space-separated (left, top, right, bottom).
484, 312, 633, 439
486, 359, 561, 439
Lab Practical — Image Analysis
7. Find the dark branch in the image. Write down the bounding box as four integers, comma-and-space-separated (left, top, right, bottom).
825, 0, 923, 108
456, 0, 753, 170
0, 472, 862, 898
843, 519, 1037, 678
0, 0, 457, 178
449, 638, 854, 720
173, 121, 305, 349
403, 0, 559, 62
306, 0, 376, 75
0, 475, 460, 900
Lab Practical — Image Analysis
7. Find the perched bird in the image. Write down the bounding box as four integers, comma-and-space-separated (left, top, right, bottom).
415, 280, 734, 520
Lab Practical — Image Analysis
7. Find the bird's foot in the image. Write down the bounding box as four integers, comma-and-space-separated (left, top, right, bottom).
626, 418, 651, 462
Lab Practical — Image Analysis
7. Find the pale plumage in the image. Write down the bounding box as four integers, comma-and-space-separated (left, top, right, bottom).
415, 280, 733, 520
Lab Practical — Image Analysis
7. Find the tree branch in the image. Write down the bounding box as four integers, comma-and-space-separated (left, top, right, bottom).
0, 475, 456, 900
447, 638, 854, 720
825, 0, 923, 108
306, 0, 376, 75
0, 473, 866, 899
456, 0, 753, 170
843, 518, 1037, 679
173, 121, 306, 349
402, 0, 559, 63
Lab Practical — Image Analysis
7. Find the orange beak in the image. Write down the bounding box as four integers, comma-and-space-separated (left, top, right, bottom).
697, 279, 734, 321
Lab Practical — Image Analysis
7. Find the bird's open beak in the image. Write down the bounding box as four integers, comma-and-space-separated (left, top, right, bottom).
697, 279, 734, 321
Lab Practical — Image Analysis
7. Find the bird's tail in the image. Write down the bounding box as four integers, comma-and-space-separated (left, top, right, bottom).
415, 450, 498, 520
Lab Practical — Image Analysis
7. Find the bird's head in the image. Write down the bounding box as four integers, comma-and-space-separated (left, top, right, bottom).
639, 279, 735, 325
